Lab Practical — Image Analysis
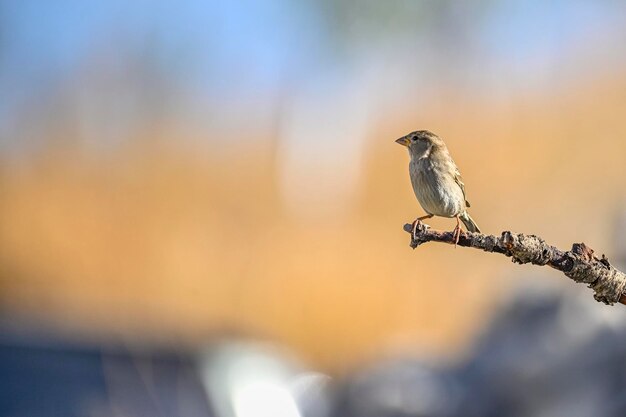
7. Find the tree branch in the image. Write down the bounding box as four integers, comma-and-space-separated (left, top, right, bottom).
403, 221, 626, 306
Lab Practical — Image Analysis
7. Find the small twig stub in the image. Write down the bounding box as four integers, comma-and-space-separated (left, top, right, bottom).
403, 221, 626, 306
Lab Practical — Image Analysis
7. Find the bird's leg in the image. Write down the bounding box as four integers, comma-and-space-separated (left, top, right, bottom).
412, 214, 434, 240
453, 215, 462, 247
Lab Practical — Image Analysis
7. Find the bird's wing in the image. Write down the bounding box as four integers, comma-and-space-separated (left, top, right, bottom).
453, 165, 471, 207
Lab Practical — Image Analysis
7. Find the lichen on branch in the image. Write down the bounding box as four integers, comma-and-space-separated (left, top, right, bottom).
403, 221, 626, 306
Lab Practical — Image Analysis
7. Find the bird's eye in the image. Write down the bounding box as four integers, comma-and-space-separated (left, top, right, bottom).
411, 137, 417, 142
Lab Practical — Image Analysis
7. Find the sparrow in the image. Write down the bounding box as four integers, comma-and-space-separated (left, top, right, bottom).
396, 130, 480, 245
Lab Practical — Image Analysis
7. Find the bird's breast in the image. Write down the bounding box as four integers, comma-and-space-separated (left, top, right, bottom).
409, 158, 465, 217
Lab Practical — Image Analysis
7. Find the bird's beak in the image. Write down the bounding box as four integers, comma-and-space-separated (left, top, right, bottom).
395, 136, 410, 147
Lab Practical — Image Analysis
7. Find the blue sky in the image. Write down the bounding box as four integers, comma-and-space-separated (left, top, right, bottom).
1, 0, 625, 144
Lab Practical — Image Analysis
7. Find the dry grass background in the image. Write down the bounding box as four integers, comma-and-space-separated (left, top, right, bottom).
1, 76, 625, 371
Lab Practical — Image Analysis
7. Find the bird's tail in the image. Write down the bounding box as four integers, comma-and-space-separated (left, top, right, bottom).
460, 212, 481, 233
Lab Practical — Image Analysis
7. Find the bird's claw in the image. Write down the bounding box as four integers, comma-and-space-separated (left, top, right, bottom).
410, 219, 431, 242
452, 225, 462, 247
411, 219, 419, 241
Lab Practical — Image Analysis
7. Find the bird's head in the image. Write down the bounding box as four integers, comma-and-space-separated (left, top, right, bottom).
395, 130, 442, 158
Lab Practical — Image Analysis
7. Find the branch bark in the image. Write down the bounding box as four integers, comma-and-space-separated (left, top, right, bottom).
403, 221, 626, 306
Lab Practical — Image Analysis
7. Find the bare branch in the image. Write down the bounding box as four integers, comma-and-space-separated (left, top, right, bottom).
403, 222, 626, 306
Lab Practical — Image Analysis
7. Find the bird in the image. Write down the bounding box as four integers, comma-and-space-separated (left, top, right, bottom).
395, 130, 480, 245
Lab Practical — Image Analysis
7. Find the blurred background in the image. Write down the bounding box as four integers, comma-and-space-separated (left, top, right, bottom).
2, 1, 626, 416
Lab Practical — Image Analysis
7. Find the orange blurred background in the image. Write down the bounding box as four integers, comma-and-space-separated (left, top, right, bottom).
1, 1, 626, 372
